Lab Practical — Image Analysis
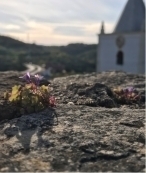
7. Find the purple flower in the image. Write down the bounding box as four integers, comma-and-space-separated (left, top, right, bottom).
33, 74, 44, 85
123, 87, 135, 93
19, 72, 31, 83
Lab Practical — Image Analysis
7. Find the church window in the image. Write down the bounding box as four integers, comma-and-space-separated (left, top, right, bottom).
116, 51, 124, 65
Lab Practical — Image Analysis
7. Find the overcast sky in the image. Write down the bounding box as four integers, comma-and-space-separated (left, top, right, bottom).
0, 0, 130, 45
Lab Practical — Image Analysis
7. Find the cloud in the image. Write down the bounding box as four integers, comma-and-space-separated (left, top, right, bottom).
54, 26, 86, 36
27, 1, 116, 24
27, 0, 127, 24
0, 10, 24, 24
0, 0, 127, 45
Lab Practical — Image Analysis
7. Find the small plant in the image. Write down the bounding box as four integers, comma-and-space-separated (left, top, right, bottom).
4, 72, 56, 114
112, 86, 141, 104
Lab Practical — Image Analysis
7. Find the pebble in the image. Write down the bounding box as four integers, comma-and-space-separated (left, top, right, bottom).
67, 102, 74, 105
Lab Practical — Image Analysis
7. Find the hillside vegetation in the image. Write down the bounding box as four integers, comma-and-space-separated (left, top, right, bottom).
0, 35, 97, 75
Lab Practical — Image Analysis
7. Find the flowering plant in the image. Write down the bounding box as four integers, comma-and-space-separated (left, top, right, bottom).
4, 72, 56, 114
113, 86, 141, 104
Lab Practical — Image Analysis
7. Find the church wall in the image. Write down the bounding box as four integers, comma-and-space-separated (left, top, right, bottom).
97, 33, 143, 74
122, 34, 141, 73
138, 32, 145, 74
97, 35, 118, 72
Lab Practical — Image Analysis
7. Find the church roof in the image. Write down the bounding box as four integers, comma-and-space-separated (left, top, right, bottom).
114, 0, 145, 33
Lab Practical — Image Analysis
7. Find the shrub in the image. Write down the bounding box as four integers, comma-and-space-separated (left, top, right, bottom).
4, 72, 56, 114
112, 86, 141, 104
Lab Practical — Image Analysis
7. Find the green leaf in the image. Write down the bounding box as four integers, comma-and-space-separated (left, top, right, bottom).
31, 95, 39, 105
9, 94, 18, 102
35, 102, 44, 112
21, 96, 31, 106
11, 85, 21, 95
21, 88, 31, 96
40, 85, 48, 92
25, 84, 32, 89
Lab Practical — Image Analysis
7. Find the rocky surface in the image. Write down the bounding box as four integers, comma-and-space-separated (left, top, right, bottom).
0, 71, 145, 172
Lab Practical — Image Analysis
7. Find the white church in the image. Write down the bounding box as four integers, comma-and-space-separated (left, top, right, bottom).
97, 0, 145, 74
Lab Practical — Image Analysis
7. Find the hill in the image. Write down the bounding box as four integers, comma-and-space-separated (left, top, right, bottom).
0, 35, 97, 75
0, 35, 26, 48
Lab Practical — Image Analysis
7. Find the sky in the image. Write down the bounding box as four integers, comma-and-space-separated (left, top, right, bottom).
0, 0, 131, 45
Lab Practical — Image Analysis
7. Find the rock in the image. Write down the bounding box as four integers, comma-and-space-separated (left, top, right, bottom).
0, 71, 145, 172
67, 102, 74, 105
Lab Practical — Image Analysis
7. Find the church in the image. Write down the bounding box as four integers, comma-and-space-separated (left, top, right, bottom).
96, 0, 145, 74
